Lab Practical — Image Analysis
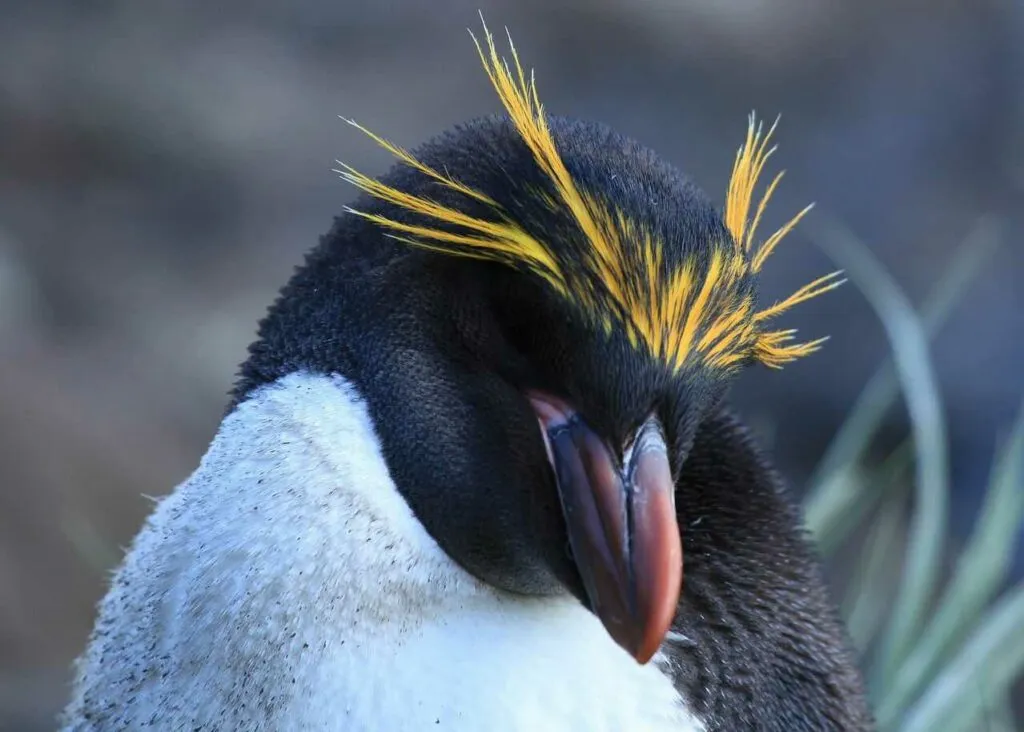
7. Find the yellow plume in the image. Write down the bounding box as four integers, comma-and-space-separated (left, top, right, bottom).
724, 113, 844, 367
336, 16, 840, 372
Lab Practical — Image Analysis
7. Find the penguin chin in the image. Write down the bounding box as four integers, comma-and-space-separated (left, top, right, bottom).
527, 390, 683, 664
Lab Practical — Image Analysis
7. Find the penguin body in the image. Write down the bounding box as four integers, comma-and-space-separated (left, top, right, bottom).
63, 373, 700, 731
62, 22, 873, 731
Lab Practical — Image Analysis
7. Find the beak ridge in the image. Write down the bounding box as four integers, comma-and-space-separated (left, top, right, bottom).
529, 393, 683, 664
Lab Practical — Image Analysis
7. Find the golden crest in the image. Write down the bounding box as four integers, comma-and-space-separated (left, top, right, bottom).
336, 17, 842, 371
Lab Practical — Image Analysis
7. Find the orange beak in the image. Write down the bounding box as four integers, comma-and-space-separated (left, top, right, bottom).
530, 392, 683, 664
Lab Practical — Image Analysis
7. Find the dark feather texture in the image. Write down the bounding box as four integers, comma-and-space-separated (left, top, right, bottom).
232, 113, 874, 730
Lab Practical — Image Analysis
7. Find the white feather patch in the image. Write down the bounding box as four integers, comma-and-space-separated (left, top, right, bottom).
62, 372, 704, 731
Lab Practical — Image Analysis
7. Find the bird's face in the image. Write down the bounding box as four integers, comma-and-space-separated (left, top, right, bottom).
339, 248, 728, 664
470, 263, 728, 664
342, 174, 755, 663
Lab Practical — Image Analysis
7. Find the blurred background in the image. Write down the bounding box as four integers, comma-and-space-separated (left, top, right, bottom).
2, 0, 1022, 728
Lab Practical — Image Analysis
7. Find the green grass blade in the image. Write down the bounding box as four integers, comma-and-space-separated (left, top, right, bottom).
838, 440, 914, 617
810, 216, 951, 686
811, 441, 914, 557
804, 216, 1000, 547
901, 583, 1024, 732
876, 402, 1024, 727
842, 488, 906, 651
804, 466, 871, 553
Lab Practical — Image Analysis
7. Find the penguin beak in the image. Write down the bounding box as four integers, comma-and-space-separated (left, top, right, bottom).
529, 392, 683, 664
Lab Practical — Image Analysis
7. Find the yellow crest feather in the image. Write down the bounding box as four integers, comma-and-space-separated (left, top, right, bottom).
723, 113, 845, 367
335, 15, 841, 372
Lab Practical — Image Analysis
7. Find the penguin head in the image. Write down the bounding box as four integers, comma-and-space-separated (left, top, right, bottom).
235, 21, 842, 666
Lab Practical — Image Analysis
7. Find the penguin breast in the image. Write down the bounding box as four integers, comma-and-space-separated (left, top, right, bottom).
63, 371, 705, 731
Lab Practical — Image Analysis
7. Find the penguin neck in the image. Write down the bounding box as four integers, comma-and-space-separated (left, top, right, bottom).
189, 371, 705, 731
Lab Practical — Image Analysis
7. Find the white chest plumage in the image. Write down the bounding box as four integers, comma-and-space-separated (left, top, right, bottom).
62, 372, 704, 732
